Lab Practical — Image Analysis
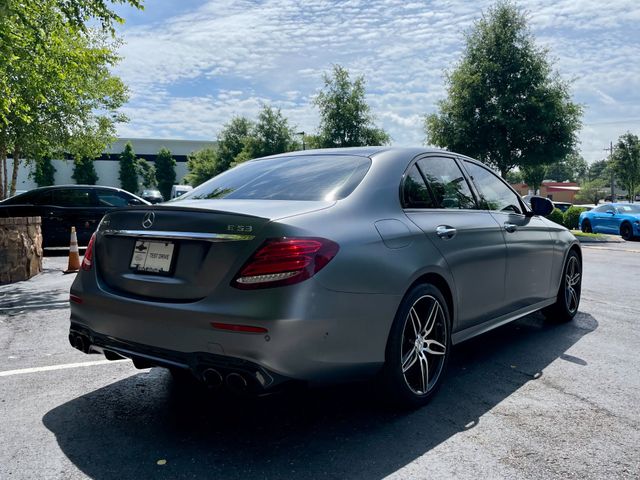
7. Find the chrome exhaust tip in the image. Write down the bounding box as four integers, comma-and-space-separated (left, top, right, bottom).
202, 368, 223, 388
226, 372, 248, 391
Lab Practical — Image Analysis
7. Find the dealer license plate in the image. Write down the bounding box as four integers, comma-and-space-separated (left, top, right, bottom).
130, 240, 175, 273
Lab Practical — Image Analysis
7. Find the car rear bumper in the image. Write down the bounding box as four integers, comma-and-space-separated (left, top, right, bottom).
69, 277, 401, 386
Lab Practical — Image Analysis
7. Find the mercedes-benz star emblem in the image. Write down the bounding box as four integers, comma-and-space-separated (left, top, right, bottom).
142, 211, 155, 229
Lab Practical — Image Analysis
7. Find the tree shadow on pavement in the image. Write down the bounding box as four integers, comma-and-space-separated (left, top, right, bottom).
42, 311, 598, 480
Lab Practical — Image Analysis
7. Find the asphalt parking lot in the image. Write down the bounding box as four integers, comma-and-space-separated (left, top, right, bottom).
1, 242, 639, 479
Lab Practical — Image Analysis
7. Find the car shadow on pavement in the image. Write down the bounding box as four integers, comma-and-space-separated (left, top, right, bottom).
42, 311, 598, 480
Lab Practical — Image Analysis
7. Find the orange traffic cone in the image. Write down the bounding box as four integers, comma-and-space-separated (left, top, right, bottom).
64, 226, 81, 274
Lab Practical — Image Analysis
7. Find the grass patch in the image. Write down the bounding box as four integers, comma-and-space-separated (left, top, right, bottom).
570, 230, 607, 239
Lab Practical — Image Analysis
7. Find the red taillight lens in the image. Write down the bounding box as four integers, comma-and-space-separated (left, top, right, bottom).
82, 233, 96, 271
232, 237, 339, 289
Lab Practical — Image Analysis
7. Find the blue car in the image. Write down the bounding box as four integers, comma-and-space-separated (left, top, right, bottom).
579, 203, 640, 240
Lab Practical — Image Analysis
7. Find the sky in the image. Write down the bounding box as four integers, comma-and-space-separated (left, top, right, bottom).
112, 0, 640, 164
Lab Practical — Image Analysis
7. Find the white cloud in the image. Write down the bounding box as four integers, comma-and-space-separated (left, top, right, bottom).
114, 0, 640, 162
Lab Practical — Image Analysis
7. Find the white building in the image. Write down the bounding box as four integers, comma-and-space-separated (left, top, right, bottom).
10, 137, 216, 191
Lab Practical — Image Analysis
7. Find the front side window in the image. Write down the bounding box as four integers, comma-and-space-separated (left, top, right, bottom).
617, 204, 640, 214
96, 189, 130, 207
417, 157, 476, 209
181, 155, 371, 202
464, 161, 523, 214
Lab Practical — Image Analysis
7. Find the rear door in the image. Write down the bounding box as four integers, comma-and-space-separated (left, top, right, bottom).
402, 155, 508, 331
462, 160, 555, 309
50, 188, 101, 245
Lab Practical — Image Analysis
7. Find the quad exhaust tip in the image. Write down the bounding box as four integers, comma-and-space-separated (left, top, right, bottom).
202, 368, 223, 388
226, 372, 248, 391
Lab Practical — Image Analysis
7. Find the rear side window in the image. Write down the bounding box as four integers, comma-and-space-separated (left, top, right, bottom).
402, 165, 435, 208
52, 189, 95, 207
417, 157, 476, 209
181, 155, 371, 201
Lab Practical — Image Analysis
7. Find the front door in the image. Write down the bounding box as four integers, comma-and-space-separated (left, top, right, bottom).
463, 160, 555, 310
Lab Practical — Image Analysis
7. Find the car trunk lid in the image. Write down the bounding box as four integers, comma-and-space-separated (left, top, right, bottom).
95, 200, 333, 301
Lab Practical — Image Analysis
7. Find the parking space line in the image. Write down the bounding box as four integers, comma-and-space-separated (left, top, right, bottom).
0, 359, 129, 378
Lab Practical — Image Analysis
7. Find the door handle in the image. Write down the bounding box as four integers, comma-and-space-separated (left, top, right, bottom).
436, 225, 457, 239
504, 223, 518, 233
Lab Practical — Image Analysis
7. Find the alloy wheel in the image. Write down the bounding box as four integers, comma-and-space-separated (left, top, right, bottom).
564, 256, 581, 314
400, 295, 448, 395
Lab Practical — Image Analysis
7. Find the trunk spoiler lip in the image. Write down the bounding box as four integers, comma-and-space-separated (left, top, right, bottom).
113, 199, 337, 222
102, 229, 255, 242
118, 204, 267, 220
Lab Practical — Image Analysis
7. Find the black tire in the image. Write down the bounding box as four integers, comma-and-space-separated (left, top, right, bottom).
620, 222, 633, 241
382, 284, 451, 408
543, 250, 582, 323
581, 219, 592, 233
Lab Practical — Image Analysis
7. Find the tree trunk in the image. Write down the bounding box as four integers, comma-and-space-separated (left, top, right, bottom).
9, 146, 19, 197
0, 141, 6, 200
1, 149, 7, 200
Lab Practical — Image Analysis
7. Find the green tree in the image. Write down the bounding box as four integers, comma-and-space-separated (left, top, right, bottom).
521, 164, 547, 194
314, 65, 390, 148
215, 117, 253, 174
71, 156, 99, 185
155, 148, 176, 200
588, 159, 610, 182
136, 158, 157, 189
546, 152, 588, 182
425, 1, 582, 178
119, 142, 139, 193
0, 1, 129, 199
185, 148, 219, 187
236, 105, 297, 163
575, 178, 607, 205
30, 156, 57, 187
612, 132, 640, 203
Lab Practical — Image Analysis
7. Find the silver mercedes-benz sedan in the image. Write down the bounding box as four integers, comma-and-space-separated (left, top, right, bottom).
69, 147, 582, 407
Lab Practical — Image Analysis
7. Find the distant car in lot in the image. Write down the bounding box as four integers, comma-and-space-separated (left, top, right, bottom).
579, 203, 640, 240
141, 189, 164, 204
170, 184, 192, 199
69, 147, 582, 408
0, 185, 149, 247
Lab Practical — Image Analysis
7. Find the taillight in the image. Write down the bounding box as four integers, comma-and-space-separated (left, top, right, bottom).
82, 233, 96, 271
232, 237, 339, 289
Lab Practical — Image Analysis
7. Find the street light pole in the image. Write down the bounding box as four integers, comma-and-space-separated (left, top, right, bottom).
296, 131, 306, 151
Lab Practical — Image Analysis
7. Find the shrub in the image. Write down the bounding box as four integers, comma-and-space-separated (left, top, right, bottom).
546, 208, 565, 226
563, 206, 587, 230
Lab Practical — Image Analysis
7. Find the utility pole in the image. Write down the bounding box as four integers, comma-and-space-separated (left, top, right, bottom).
604, 141, 614, 202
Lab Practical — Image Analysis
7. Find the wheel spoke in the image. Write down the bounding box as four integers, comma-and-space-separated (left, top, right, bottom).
402, 348, 418, 373
571, 272, 581, 286
424, 339, 446, 356
417, 352, 429, 393
570, 287, 579, 310
421, 301, 439, 336
409, 307, 421, 337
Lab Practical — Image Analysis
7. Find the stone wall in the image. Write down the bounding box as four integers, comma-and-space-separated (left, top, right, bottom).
0, 217, 43, 285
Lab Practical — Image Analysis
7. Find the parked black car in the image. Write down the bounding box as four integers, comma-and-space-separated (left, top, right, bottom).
0, 185, 149, 247
141, 189, 164, 204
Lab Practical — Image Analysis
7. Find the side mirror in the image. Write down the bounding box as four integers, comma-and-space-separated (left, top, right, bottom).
607, 210, 615, 215
528, 196, 553, 216
128, 199, 143, 206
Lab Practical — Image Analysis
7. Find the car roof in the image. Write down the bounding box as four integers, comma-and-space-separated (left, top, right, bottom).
257, 146, 456, 160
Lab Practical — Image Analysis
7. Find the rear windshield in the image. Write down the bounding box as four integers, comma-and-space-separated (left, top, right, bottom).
179, 155, 371, 201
